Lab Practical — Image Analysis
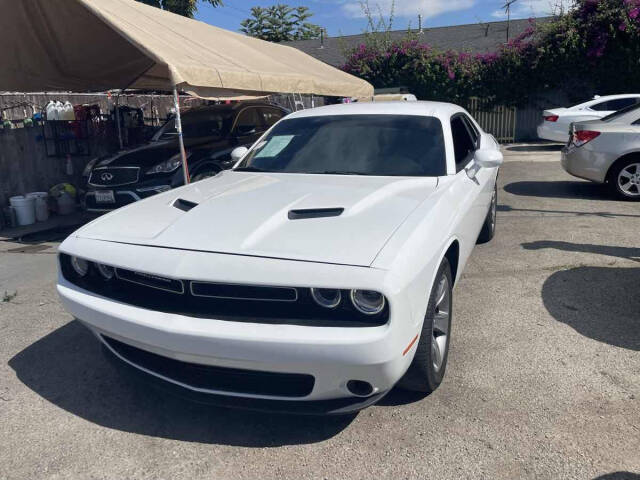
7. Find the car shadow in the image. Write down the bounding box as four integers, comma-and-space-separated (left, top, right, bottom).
592, 473, 640, 480
8, 321, 355, 446
497, 204, 640, 219
504, 144, 564, 152
523, 240, 640, 263
503, 181, 612, 200
523, 241, 640, 351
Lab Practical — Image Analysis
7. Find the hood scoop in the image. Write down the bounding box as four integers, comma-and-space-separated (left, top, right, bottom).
173, 198, 199, 212
288, 207, 344, 220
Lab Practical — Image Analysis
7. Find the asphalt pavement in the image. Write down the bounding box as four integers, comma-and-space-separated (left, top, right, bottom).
1, 144, 638, 480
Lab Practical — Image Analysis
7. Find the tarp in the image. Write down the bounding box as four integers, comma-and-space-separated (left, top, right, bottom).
0, 0, 373, 99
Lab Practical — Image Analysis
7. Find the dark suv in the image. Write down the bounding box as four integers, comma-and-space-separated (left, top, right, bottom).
85, 102, 287, 211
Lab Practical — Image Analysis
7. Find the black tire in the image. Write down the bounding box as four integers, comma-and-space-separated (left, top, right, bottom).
398, 258, 453, 393
608, 157, 640, 201
191, 165, 221, 182
477, 182, 497, 244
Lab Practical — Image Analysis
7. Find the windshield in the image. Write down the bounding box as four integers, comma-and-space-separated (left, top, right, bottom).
601, 103, 640, 122
152, 110, 227, 141
236, 114, 446, 176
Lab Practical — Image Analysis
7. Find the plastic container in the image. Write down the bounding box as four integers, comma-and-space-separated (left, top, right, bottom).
9, 195, 36, 226
27, 192, 49, 222
57, 192, 76, 215
46, 101, 58, 121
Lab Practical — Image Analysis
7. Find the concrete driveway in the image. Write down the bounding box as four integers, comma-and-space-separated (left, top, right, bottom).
1, 144, 638, 480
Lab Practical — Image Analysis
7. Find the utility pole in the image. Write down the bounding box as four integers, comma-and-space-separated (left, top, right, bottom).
502, 0, 518, 42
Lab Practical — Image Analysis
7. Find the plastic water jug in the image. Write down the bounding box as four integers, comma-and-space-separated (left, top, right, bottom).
27, 192, 49, 222
46, 101, 58, 121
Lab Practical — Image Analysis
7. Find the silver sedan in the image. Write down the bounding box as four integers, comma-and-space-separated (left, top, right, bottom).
562, 104, 640, 200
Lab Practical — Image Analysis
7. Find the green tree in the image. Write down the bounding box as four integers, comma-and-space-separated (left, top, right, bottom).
136, 0, 222, 18
240, 4, 322, 42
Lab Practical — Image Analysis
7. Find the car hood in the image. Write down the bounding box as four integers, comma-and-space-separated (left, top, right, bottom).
76, 171, 438, 267
97, 136, 216, 168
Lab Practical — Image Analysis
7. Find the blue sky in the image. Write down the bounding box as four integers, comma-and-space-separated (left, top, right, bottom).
195, 0, 565, 36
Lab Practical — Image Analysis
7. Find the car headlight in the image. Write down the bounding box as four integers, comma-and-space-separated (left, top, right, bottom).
70, 256, 89, 277
82, 157, 99, 177
310, 288, 342, 309
96, 263, 115, 280
350, 290, 386, 315
146, 153, 183, 175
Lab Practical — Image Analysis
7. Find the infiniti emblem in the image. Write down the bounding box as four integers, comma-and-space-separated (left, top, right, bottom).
101, 172, 114, 181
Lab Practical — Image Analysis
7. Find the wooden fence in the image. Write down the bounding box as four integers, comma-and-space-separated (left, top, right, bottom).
467, 97, 517, 143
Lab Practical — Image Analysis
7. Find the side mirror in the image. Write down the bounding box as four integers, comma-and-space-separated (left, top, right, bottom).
475, 148, 503, 169
230, 146, 248, 162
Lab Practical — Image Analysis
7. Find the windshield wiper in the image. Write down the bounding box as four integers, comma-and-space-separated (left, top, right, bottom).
318, 170, 368, 175
234, 166, 269, 172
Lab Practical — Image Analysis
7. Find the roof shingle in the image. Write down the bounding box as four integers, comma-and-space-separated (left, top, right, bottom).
283, 17, 553, 67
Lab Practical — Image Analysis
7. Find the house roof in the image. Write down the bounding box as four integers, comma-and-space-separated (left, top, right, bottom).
283, 17, 554, 67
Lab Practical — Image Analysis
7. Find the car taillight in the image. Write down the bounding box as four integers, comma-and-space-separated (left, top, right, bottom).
544, 115, 559, 122
573, 130, 600, 147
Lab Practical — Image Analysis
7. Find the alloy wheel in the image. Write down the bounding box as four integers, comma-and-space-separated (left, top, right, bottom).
431, 273, 451, 372
617, 162, 640, 197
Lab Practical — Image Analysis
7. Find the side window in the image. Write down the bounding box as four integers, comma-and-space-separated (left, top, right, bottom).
260, 108, 285, 128
451, 115, 476, 171
234, 108, 261, 136
605, 97, 639, 111
590, 98, 639, 111
461, 115, 479, 148
589, 100, 610, 111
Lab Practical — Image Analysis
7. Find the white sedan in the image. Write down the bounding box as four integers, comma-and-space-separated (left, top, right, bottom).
537, 94, 640, 143
57, 102, 502, 414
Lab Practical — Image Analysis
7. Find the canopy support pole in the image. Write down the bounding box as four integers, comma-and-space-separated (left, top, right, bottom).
173, 87, 190, 185
115, 92, 123, 150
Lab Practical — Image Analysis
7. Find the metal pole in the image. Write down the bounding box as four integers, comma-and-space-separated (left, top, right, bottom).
115, 92, 123, 149
173, 86, 190, 185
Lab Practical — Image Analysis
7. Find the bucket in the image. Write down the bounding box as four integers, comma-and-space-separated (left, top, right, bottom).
9, 195, 36, 226
57, 192, 76, 215
27, 192, 49, 222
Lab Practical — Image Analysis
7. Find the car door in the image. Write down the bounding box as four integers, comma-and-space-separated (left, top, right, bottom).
448, 114, 494, 251
259, 106, 286, 129
233, 107, 264, 148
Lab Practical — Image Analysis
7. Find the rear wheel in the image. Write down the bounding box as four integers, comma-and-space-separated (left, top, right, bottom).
609, 159, 640, 201
477, 182, 497, 243
398, 258, 453, 393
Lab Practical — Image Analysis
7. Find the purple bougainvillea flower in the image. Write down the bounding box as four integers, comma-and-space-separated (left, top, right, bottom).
619, 22, 627, 30
630, 7, 640, 17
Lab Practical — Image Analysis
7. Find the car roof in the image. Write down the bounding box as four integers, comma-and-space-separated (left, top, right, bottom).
285, 101, 465, 120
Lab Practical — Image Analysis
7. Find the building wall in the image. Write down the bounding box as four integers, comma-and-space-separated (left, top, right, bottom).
0, 127, 107, 208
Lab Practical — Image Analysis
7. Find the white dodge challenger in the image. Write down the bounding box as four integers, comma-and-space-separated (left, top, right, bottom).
57, 101, 502, 414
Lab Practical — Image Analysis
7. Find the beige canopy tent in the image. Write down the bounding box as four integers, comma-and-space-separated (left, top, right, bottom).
0, 0, 373, 182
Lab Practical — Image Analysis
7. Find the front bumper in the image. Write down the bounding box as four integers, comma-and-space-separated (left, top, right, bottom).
85, 184, 171, 212
57, 239, 422, 411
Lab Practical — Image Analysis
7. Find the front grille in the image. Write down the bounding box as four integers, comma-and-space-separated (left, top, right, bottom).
89, 167, 139, 186
59, 254, 389, 327
103, 335, 315, 397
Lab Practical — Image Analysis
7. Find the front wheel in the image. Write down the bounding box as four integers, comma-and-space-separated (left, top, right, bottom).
398, 258, 453, 393
477, 182, 497, 243
609, 159, 640, 201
